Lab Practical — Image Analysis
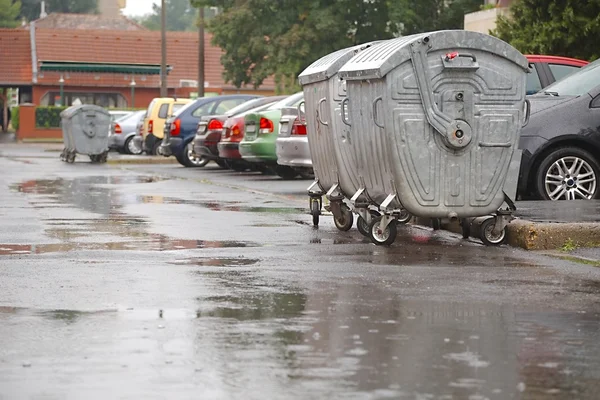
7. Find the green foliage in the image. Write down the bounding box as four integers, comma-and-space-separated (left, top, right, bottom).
1, 0, 21, 28
11, 107, 19, 131
192, 0, 481, 91
560, 238, 579, 252
19, 0, 98, 21
136, 0, 197, 32
494, 0, 600, 61
35, 106, 67, 129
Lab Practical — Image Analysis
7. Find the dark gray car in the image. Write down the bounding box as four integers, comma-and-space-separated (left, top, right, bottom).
518, 59, 600, 201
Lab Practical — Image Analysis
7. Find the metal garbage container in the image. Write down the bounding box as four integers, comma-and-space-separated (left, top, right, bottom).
299, 41, 404, 233
60, 104, 111, 163
338, 30, 530, 245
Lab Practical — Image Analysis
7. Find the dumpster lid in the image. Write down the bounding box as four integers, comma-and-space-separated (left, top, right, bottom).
60, 104, 110, 119
298, 41, 380, 85
338, 30, 529, 80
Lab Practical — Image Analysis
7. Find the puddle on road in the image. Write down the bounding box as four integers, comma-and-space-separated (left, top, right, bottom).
138, 195, 305, 214
170, 257, 260, 267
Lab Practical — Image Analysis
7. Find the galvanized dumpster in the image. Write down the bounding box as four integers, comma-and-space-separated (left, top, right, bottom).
338, 30, 529, 245
60, 105, 111, 163
299, 42, 385, 232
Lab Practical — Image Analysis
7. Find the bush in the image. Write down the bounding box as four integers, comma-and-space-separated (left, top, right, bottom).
35, 106, 67, 128
11, 107, 19, 131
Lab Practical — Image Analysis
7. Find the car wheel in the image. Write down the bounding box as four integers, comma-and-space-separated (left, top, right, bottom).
124, 136, 142, 155
275, 165, 298, 180
535, 147, 600, 200
179, 143, 209, 168
215, 158, 228, 169
151, 140, 163, 156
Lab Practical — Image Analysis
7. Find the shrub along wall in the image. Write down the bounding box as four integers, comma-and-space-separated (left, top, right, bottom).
35, 106, 67, 128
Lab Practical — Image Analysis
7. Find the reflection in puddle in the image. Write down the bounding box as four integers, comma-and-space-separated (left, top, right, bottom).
138, 195, 305, 214
170, 257, 259, 267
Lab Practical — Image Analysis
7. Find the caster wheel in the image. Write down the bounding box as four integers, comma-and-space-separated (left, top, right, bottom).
67, 153, 76, 163
310, 198, 321, 227
479, 218, 507, 246
432, 218, 441, 231
333, 204, 353, 231
461, 219, 471, 239
397, 208, 412, 224
369, 216, 397, 246
357, 216, 369, 237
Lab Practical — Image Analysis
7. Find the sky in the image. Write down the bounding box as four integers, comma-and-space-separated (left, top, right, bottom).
122, 0, 161, 17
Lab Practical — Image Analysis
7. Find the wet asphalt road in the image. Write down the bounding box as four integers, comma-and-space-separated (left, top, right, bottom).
1, 145, 600, 400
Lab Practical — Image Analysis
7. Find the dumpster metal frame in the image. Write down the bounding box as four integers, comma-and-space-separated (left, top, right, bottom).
59, 104, 111, 164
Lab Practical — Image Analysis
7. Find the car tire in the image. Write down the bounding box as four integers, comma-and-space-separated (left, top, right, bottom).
535, 146, 600, 201
178, 143, 210, 168
215, 158, 228, 169
275, 165, 298, 180
124, 136, 142, 155
151, 140, 163, 156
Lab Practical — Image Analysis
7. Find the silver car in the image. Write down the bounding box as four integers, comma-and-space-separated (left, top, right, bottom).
109, 110, 145, 155
276, 106, 312, 176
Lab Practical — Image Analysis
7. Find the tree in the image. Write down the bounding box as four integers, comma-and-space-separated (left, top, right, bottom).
494, 0, 600, 61
137, 0, 197, 32
1, 0, 21, 28
19, 0, 98, 22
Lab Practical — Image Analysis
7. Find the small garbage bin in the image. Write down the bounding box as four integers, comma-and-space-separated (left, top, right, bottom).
60, 105, 111, 163
298, 42, 382, 231
338, 30, 529, 245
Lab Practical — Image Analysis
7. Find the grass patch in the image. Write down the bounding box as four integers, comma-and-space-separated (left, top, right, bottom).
560, 238, 579, 252
556, 255, 600, 268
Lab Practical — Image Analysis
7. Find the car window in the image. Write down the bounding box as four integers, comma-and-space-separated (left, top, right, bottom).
544, 59, 600, 96
158, 103, 169, 118
225, 97, 265, 116
171, 103, 187, 115
146, 99, 157, 114
268, 92, 304, 110
548, 63, 580, 82
215, 98, 247, 114
526, 64, 543, 95
191, 101, 216, 117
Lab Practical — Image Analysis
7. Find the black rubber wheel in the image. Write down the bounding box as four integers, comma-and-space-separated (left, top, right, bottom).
479, 217, 507, 246
535, 146, 600, 201
275, 165, 298, 180
369, 216, 397, 246
357, 216, 369, 237
461, 219, 471, 239
310, 198, 320, 227
151, 140, 163, 156
215, 158, 228, 169
432, 218, 441, 231
333, 204, 353, 231
178, 143, 210, 168
230, 161, 249, 172
397, 208, 412, 224
124, 136, 142, 155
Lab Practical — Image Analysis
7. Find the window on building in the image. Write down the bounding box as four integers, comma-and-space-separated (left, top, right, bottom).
41, 92, 126, 108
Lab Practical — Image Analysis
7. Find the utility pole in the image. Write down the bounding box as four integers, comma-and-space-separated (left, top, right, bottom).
160, 0, 167, 97
197, 7, 205, 98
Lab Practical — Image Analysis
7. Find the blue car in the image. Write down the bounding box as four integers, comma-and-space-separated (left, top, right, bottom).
160, 95, 260, 167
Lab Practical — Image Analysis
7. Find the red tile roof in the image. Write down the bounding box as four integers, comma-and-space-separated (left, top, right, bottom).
34, 28, 276, 91
29, 13, 146, 31
0, 29, 32, 85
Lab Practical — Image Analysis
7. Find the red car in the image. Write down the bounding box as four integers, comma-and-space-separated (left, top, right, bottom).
525, 55, 588, 95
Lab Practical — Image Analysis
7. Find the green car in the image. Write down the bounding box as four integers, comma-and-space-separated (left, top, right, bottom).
240, 92, 304, 179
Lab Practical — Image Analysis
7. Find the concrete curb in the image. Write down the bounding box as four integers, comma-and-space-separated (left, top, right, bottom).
107, 157, 178, 165
415, 217, 600, 251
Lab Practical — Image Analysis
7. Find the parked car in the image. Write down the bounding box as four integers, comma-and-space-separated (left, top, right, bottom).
239, 92, 304, 179
160, 95, 259, 167
525, 55, 588, 95
275, 106, 312, 177
108, 110, 133, 122
142, 97, 192, 155
518, 59, 600, 201
194, 96, 286, 169
109, 110, 145, 155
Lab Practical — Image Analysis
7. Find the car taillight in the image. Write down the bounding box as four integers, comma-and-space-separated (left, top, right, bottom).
170, 119, 181, 136
259, 117, 274, 134
207, 119, 223, 131
291, 118, 307, 135
232, 124, 241, 136
148, 120, 153, 134
114, 123, 122, 134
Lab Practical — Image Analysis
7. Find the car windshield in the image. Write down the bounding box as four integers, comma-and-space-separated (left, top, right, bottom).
118, 110, 144, 123
267, 92, 304, 110
172, 100, 197, 117
542, 59, 600, 96
224, 98, 264, 116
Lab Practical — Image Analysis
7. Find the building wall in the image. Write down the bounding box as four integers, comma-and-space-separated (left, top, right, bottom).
464, 7, 510, 34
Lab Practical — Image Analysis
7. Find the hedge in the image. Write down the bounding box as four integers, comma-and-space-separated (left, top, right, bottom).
11, 107, 19, 131
35, 106, 67, 128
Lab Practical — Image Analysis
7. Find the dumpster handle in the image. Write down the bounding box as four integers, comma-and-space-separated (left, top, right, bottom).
373, 97, 384, 129
523, 98, 531, 127
445, 52, 477, 63
341, 98, 351, 126
317, 98, 328, 126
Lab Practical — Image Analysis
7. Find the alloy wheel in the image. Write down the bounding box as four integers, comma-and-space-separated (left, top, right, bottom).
544, 156, 596, 200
